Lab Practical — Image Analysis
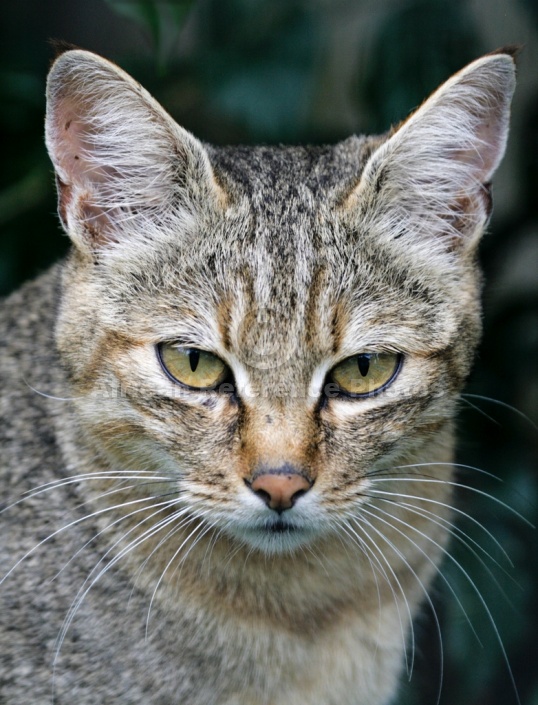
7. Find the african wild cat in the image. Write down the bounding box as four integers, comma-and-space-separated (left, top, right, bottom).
0, 49, 515, 704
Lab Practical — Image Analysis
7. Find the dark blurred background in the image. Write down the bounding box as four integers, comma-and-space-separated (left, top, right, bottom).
0, 1, 536, 703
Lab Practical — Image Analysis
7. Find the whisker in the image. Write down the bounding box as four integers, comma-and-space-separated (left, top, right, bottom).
340, 518, 415, 678
1, 471, 175, 516
1, 493, 181, 587
360, 485, 514, 567
368, 461, 502, 482
166, 515, 215, 585
304, 543, 328, 573
462, 393, 538, 431
374, 497, 518, 603
361, 503, 481, 642
199, 524, 225, 575
348, 512, 444, 705
366, 477, 534, 528
145, 516, 215, 638
72, 482, 178, 513
220, 536, 248, 573
51, 495, 181, 582
460, 396, 501, 426
22, 376, 80, 402
362, 502, 521, 705
128, 512, 200, 600
54, 503, 195, 664
336, 523, 385, 665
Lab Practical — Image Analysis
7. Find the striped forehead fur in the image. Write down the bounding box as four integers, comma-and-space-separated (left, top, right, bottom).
47, 48, 515, 465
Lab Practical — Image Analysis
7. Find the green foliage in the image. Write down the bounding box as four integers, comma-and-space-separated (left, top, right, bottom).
358, 0, 480, 131
104, 0, 196, 72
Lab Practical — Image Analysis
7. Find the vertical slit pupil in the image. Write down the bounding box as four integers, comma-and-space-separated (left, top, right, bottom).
188, 349, 200, 372
357, 355, 370, 377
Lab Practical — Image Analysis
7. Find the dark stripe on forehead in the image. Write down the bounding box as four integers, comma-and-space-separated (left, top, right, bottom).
217, 296, 232, 352
303, 263, 328, 350
209, 142, 367, 198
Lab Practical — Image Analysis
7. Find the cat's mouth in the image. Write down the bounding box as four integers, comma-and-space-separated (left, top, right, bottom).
265, 519, 297, 534
227, 515, 318, 554
224, 505, 325, 553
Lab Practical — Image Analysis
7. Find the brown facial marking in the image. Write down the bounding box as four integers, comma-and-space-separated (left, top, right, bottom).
73, 329, 142, 393
92, 418, 146, 442
216, 297, 232, 351
238, 401, 320, 487
330, 301, 346, 356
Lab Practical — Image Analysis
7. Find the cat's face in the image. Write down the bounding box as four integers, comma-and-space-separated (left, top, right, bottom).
47, 50, 514, 554
54, 161, 478, 556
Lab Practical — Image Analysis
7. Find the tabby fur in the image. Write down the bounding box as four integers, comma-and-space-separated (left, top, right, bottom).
0, 49, 515, 704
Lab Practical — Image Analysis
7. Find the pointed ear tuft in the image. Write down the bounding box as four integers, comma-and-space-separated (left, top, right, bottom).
49, 39, 82, 61
45, 50, 225, 254
486, 45, 522, 61
346, 52, 516, 256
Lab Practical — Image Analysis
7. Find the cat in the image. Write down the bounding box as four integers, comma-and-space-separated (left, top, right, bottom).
0, 47, 516, 705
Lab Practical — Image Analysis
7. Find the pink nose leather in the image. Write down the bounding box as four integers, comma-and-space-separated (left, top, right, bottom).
250, 473, 311, 511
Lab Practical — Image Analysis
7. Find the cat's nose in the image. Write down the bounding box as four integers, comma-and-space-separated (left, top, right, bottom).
247, 465, 312, 513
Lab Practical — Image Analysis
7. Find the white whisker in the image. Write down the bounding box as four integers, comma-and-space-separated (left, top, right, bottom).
1, 471, 175, 516
375, 497, 518, 603
349, 512, 444, 705
462, 393, 538, 431
128, 512, 200, 601
54, 503, 195, 665
1, 493, 180, 587
362, 502, 521, 705
460, 396, 500, 426
367, 477, 534, 527
145, 515, 215, 638
341, 518, 414, 678
362, 483, 514, 567
51, 496, 182, 582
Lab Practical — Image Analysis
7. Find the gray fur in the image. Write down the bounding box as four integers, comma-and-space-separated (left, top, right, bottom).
0, 50, 515, 704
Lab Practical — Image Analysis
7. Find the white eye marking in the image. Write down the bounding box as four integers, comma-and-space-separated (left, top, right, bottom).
308, 362, 332, 400
223, 353, 253, 397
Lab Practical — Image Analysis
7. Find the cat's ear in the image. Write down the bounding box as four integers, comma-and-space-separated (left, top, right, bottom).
346, 50, 516, 255
45, 50, 226, 254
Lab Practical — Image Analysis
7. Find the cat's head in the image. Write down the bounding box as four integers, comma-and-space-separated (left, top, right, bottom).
46, 49, 515, 554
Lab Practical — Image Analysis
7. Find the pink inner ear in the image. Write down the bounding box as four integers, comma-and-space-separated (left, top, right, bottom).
51, 92, 114, 188
50, 96, 121, 245
55, 171, 118, 247
454, 97, 508, 181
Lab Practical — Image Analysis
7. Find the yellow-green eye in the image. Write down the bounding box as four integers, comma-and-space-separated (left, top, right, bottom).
329, 353, 402, 397
158, 344, 229, 390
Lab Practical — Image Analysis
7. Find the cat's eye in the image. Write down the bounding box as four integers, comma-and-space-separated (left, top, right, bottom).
158, 343, 230, 390
328, 353, 402, 398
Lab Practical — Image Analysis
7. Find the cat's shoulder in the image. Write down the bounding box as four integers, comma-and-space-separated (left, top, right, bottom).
0, 265, 63, 491
0, 265, 62, 346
